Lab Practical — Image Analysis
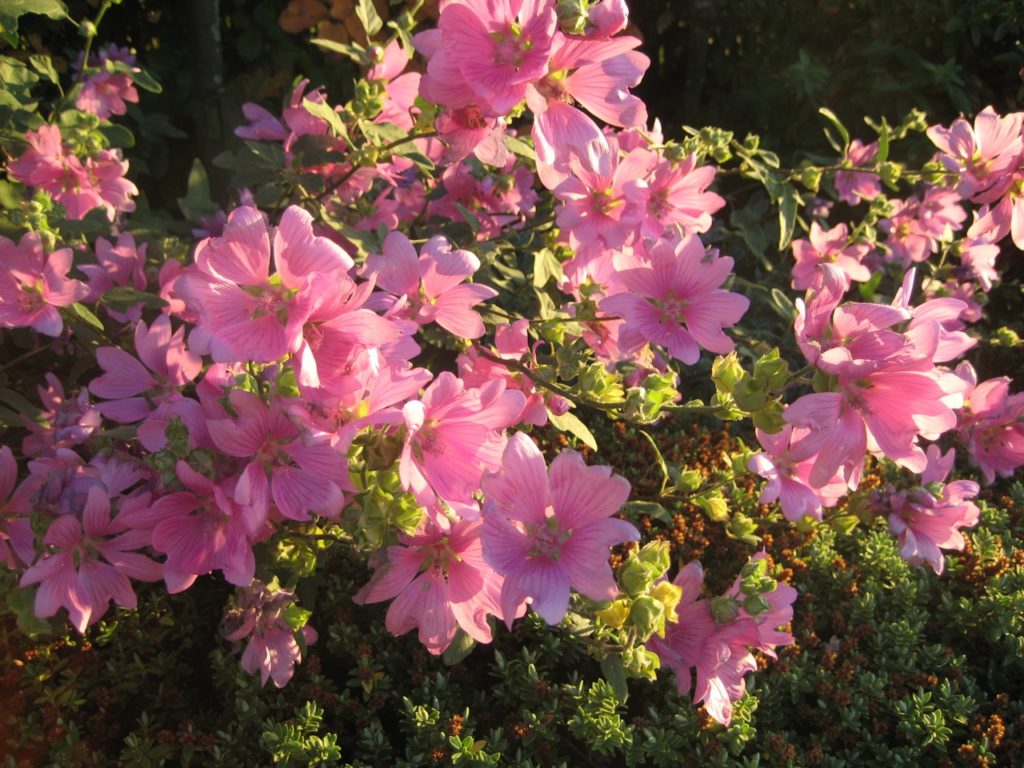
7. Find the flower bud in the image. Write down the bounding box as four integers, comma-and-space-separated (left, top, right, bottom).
595, 599, 630, 629
629, 595, 666, 639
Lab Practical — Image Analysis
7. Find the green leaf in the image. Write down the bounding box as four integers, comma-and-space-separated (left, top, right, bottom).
532, 248, 563, 288
637, 429, 671, 495
776, 185, 799, 250
453, 202, 482, 236
283, 604, 313, 632
102, 286, 168, 311
769, 287, 797, 322
0, 0, 67, 46
104, 59, 161, 93
64, 302, 105, 331
620, 500, 673, 525
358, 119, 407, 147
547, 408, 598, 451
304, 98, 347, 139
0, 179, 23, 209
600, 653, 629, 703
311, 37, 365, 62
442, 629, 476, 666
503, 133, 536, 161
28, 54, 58, 83
818, 107, 849, 153
0, 386, 42, 421
98, 122, 135, 148
177, 158, 220, 222
7, 586, 53, 637
355, 0, 384, 37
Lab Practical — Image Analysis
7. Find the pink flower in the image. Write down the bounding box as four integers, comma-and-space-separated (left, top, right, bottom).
481, 433, 638, 624
954, 362, 1024, 483
0, 231, 89, 336
75, 44, 140, 119
400, 372, 525, 510
641, 153, 725, 238
80, 233, 148, 321
958, 238, 1001, 291
834, 139, 881, 205
0, 446, 38, 570
790, 222, 872, 291
599, 235, 749, 364
364, 232, 497, 339
23, 374, 101, 457
178, 205, 353, 363
150, 461, 259, 592
20, 486, 162, 633
206, 390, 347, 523
927, 106, 1023, 200
418, 0, 557, 116
89, 315, 205, 451
369, 40, 421, 132
886, 447, 980, 574
748, 425, 847, 521
221, 580, 317, 687
354, 516, 504, 655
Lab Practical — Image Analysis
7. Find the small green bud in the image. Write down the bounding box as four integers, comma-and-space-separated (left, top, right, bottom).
712, 353, 745, 395
695, 493, 729, 522
709, 595, 740, 624
732, 378, 767, 412
629, 595, 666, 640
675, 468, 704, 492
596, 599, 630, 629
800, 165, 822, 193
743, 594, 771, 616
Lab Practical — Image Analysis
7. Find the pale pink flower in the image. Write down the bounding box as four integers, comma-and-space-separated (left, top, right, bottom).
481, 432, 638, 624
364, 232, 497, 339
967, 175, 1024, 250
599, 235, 749, 364
790, 222, 872, 291
886, 447, 980, 574
927, 106, 1024, 200
399, 372, 525, 509
80, 233, 148, 312
354, 516, 505, 655
369, 40, 421, 132
20, 485, 162, 633
22, 374, 101, 457
0, 231, 89, 336
958, 238, 1001, 291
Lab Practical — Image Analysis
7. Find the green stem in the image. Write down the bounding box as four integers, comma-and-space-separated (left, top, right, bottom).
78, 1, 113, 80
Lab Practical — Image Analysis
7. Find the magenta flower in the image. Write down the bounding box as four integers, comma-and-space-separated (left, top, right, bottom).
481, 432, 638, 625
207, 390, 346, 523
400, 372, 525, 509
354, 516, 505, 655
0, 231, 89, 336
20, 486, 162, 633
80, 233, 148, 322
599, 235, 749, 364
150, 461, 259, 593
364, 232, 497, 339
22, 374, 101, 458
641, 153, 725, 238
178, 205, 353, 363
886, 447, 980, 574
790, 222, 872, 291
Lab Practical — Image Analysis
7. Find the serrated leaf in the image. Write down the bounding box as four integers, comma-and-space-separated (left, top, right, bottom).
28, 54, 58, 83
102, 286, 168, 311
442, 629, 476, 666
547, 408, 597, 451
355, 0, 384, 37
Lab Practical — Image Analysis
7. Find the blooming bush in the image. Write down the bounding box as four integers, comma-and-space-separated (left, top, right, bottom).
1, 0, 1023, 762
